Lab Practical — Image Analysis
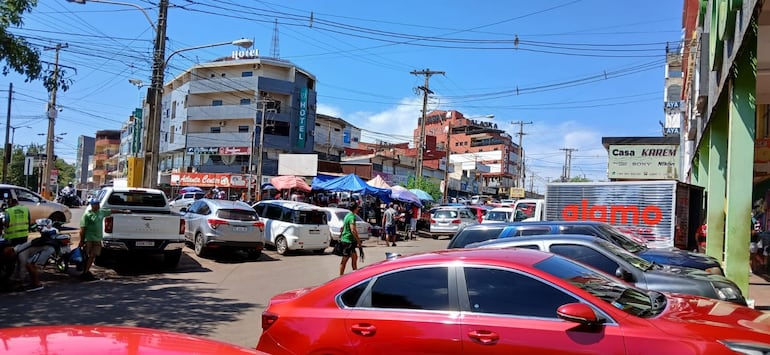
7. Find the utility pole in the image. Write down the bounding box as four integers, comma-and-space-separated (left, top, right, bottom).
142, 0, 169, 189
560, 148, 577, 182
42, 43, 67, 198
3, 83, 12, 184
411, 68, 444, 181
511, 120, 532, 188
443, 119, 452, 203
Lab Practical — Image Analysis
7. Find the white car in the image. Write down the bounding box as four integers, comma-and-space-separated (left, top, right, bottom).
169, 192, 205, 211
482, 207, 515, 223
252, 200, 330, 255
322, 207, 372, 246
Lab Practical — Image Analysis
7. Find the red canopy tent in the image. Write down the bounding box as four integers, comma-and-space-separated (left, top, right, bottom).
270, 175, 311, 192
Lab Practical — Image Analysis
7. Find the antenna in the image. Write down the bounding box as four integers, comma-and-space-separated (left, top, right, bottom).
270, 18, 280, 58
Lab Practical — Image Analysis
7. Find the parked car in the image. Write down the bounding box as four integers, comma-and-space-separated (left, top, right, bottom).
467, 234, 746, 305
169, 191, 205, 211
256, 248, 770, 354
429, 206, 478, 239
482, 207, 514, 223
0, 184, 71, 223
447, 221, 724, 274
322, 207, 371, 246
0, 325, 266, 355
181, 199, 265, 259
252, 200, 330, 255
466, 205, 491, 223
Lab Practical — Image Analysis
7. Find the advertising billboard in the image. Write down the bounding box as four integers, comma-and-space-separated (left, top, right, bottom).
607, 144, 679, 180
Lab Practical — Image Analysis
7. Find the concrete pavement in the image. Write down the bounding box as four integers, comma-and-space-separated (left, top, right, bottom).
750, 273, 770, 310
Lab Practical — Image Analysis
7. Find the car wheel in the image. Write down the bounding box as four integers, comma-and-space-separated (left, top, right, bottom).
194, 233, 208, 257
432, 235, 439, 240
163, 250, 182, 268
49, 212, 66, 224
275, 236, 288, 255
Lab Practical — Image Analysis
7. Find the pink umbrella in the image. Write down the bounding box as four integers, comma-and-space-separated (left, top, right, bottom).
270, 176, 312, 192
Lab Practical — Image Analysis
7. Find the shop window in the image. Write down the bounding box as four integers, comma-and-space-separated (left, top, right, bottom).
210, 127, 221, 133
240, 98, 251, 105
241, 71, 253, 77
212, 100, 223, 106
238, 125, 249, 133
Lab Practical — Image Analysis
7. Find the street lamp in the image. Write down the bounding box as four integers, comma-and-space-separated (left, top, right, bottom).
66, 0, 156, 32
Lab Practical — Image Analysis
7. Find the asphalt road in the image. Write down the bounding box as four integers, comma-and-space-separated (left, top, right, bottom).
0, 206, 450, 348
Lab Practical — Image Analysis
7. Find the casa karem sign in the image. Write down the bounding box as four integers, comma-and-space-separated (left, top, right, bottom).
170, 173, 253, 188
607, 144, 679, 180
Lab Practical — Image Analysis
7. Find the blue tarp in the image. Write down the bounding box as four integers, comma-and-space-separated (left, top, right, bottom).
312, 174, 391, 202
310, 173, 340, 189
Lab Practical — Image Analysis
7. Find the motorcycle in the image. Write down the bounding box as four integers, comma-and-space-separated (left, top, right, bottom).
29, 218, 81, 273
57, 191, 81, 208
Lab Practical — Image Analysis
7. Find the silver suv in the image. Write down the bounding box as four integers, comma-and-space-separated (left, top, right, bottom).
429, 206, 478, 239
169, 192, 205, 211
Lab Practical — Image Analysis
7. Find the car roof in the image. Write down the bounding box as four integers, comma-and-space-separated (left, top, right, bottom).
256, 200, 324, 211
507, 220, 607, 227
472, 234, 600, 248
321, 207, 352, 213
201, 198, 253, 210
380, 248, 553, 269
489, 207, 514, 212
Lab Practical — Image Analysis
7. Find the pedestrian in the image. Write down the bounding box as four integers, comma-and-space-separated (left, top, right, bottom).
78, 198, 113, 281
4, 197, 31, 246
338, 202, 362, 276
383, 203, 398, 247
9, 237, 57, 291
410, 204, 420, 240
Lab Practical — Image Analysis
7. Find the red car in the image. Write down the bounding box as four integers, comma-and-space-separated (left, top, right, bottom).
257, 248, 770, 354
0, 325, 266, 355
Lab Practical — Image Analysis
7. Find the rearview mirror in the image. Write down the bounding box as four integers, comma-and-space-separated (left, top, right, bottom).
556, 303, 604, 326
179, 207, 188, 213
615, 267, 635, 282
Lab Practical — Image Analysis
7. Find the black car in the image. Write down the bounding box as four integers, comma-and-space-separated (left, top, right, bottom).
467, 234, 746, 305
447, 221, 724, 275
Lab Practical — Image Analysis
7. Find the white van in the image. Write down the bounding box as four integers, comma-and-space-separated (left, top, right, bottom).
252, 200, 330, 255
482, 207, 515, 224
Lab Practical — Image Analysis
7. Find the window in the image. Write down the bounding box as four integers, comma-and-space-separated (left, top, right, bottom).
511, 227, 552, 236
196, 202, 211, 215
210, 127, 221, 133
105, 191, 167, 208
464, 267, 577, 318
240, 98, 251, 105
266, 121, 290, 137
370, 268, 450, 310
296, 210, 327, 224
560, 225, 599, 237
340, 282, 369, 307
263, 204, 283, 220
15, 188, 40, 203
253, 203, 266, 216
217, 209, 257, 221
241, 71, 253, 77
550, 244, 619, 275
212, 100, 223, 106
238, 125, 249, 133
434, 210, 457, 218
448, 226, 505, 248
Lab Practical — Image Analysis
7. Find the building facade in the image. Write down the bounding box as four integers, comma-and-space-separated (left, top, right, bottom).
91, 130, 121, 187
679, 0, 768, 295
75, 135, 94, 189
157, 55, 317, 184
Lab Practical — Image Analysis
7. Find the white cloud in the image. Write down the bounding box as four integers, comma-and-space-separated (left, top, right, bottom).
345, 97, 423, 145
316, 103, 343, 118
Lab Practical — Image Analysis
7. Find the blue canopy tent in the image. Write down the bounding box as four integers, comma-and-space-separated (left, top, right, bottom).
310, 173, 340, 189
312, 174, 391, 202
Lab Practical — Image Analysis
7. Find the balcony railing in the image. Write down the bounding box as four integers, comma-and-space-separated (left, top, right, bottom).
186, 104, 256, 120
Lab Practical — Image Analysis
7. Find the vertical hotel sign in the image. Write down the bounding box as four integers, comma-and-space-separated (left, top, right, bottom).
297, 88, 308, 148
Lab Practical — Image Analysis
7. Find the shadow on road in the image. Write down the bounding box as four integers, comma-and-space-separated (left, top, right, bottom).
0, 276, 260, 336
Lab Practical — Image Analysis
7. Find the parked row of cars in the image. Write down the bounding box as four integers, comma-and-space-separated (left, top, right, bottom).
180, 199, 373, 258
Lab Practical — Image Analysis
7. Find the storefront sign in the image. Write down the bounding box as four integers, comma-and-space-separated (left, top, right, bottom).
607, 144, 679, 180
171, 173, 252, 188
296, 87, 308, 148
218, 146, 250, 155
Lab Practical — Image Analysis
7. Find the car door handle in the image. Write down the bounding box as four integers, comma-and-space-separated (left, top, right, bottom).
351, 323, 377, 337
467, 330, 499, 345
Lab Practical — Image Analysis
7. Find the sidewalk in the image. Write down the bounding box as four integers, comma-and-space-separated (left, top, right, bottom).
749, 272, 770, 310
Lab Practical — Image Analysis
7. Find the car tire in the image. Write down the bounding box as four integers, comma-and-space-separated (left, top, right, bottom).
194, 233, 208, 257
163, 250, 182, 268
275, 236, 288, 255
432, 235, 439, 240
49, 212, 66, 224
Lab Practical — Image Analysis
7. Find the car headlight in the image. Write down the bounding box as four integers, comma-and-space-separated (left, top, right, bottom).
720, 340, 770, 354
705, 266, 723, 275
713, 282, 743, 301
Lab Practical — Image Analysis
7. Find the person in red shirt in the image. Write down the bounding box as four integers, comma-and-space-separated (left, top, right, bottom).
409, 205, 419, 240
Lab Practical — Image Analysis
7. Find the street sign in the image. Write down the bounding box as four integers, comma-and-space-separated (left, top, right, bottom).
24, 157, 34, 176
50, 168, 58, 185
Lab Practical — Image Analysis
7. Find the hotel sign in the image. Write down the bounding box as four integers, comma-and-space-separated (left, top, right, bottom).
296, 87, 308, 148
608, 144, 679, 180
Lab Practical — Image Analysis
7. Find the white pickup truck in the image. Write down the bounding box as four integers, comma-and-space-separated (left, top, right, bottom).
90, 187, 186, 268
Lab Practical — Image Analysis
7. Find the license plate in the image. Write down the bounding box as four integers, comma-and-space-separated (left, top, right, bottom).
233, 226, 248, 232
309, 230, 320, 234
136, 241, 154, 247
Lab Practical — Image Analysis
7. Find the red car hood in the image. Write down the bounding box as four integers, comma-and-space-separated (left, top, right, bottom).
652, 295, 770, 341
0, 325, 265, 355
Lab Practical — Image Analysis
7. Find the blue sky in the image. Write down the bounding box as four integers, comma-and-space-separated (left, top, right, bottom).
3, 0, 683, 193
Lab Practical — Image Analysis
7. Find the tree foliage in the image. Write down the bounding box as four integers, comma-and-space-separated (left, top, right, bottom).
406, 177, 442, 202
1, 0, 71, 91
1, 144, 75, 191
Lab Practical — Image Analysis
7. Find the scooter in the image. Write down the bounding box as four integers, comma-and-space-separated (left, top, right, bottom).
30, 218, 80, 273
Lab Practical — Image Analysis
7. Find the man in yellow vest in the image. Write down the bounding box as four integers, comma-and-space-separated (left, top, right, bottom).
4, 197, 31, 246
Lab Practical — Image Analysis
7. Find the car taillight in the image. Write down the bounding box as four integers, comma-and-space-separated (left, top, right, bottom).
262, 312, 279, 331
430, 219, 436, 224
207, 219, 229, 229
451, 219, 461, 224
179, 219, 185, 234
104, 216, 114, 233
253, 221, 265, 232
